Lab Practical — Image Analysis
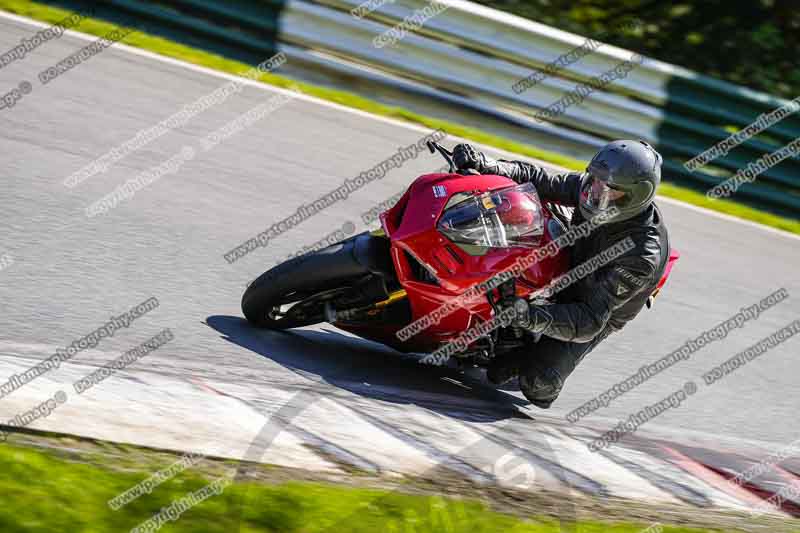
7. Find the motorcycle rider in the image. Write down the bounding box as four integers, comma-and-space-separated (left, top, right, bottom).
452, 140, 670, 408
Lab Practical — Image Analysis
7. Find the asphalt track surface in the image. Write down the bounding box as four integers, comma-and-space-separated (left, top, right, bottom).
1, 12, 800, 515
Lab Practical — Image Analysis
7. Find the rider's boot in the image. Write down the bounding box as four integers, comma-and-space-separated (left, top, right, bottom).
486, 351, 523, 385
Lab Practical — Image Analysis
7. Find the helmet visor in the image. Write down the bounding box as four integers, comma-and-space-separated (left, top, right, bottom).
580, 172, 629, 215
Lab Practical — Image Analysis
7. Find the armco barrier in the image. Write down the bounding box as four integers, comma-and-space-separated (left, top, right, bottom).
36, 0, 800, 215
41, 0, 285, 65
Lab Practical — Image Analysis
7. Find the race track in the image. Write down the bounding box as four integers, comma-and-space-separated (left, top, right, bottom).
1, 12, 799, 519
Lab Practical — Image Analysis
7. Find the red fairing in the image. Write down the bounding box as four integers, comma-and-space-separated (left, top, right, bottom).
657, 248, 681, 290
366, 172, 569, 352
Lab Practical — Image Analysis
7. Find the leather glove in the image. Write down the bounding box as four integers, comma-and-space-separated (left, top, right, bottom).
503, 297, 553, 335
453, 143, 496, 173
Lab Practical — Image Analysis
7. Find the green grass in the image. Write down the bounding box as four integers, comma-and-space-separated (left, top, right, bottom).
2, 0, 798, 236
658, 182, 800, 234
0, 440, 739, 532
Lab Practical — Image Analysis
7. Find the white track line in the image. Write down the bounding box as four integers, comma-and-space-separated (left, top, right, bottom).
0, 9, 797, 242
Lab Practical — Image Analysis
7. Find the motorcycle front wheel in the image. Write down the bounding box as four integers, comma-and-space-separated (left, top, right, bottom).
241, 234, 375, 329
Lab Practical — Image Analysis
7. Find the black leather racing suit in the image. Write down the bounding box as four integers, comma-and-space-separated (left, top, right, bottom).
487, 159, 671, 407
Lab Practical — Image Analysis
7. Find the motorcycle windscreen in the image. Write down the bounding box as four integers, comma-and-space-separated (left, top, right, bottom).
437, 183, 545, 248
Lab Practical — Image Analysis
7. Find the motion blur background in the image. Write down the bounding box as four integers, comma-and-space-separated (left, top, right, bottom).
29, 0, 800, 217
0, 0, 799, 531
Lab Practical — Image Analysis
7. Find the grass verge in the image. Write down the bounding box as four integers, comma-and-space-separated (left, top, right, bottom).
0, 436, 750, 533
1, 0, 798, 236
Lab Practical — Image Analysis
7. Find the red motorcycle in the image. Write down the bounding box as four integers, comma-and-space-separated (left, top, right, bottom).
242, 142, 674, 367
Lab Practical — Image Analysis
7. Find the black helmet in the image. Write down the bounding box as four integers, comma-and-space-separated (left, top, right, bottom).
579, 140, 662, 222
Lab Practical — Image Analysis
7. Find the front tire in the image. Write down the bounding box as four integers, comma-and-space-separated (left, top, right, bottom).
241, 234, 377, 329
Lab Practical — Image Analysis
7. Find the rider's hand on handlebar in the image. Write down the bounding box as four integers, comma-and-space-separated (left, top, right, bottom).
453, 144, 488, 174
501, 297, 553, 335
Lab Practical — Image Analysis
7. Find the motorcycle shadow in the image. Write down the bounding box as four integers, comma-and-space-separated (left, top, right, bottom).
206, 315, 529, 423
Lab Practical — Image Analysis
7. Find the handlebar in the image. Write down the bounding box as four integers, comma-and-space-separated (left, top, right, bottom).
427, 141, 480, 175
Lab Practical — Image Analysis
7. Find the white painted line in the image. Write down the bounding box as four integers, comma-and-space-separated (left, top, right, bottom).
0, 8, 797, 243
653, 195, 800, 241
